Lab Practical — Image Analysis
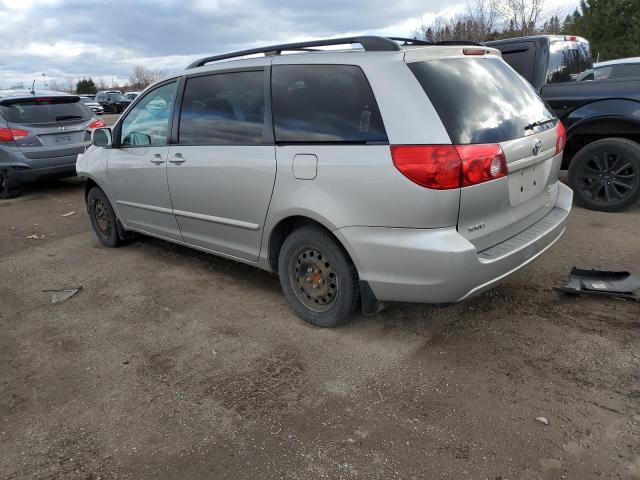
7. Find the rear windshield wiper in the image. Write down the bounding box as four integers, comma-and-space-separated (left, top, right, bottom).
55, 115, 84, 121
524, 118, 556, 131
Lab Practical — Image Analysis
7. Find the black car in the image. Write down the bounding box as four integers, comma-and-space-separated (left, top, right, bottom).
95, 91, 131, 114
486, 35, 640, 212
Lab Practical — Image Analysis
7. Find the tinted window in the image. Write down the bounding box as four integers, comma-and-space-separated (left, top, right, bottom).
121, 82, 176, 147
108, 93, 127, 101
546, 41, 593, 84
409, 57, 555, 144
500, 43, 536, 81
611, 63, 640, 79
178, 71, 265, 145
0, 97, 91, 124
272, 65, 387, 143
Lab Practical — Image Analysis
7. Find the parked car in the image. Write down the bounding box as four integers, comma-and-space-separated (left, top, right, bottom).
124, 91, 140, 101
0, 90, 105, 198
79, 95, 104, 115
486, 35, 640, 212
77, 36, 571, 327
578, 57, 640, 81
95, 91, 131, 114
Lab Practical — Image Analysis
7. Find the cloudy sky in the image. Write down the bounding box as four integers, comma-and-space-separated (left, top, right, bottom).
0, 0, 578, 89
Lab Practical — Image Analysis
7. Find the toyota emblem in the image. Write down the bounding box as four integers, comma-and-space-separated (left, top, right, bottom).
532, 138, 543, 156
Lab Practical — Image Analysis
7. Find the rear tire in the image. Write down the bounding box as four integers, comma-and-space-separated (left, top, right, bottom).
278, 226, 359, 327
0, 171, 21, 199
568, 138, 640, 212
87, 187, 124, 247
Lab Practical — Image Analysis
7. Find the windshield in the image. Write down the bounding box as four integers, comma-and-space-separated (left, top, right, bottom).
408, 57, 556, 144
546, 41, 593, 84
107, 93, 127, 101
0, 97, 91, 124
80, 97, 94, 104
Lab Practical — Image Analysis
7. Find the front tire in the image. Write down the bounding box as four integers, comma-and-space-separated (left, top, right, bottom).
278, 226, 360, 327
568, 138, 640, 212
87, 187, 123, 247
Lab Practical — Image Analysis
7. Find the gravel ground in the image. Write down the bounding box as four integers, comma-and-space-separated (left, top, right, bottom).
1, 174, 639, 480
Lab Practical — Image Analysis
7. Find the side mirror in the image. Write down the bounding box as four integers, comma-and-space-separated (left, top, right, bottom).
92, 128, 112, 148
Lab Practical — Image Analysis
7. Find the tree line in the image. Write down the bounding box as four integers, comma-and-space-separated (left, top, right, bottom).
4, 65, 167, 94
416, 0, 638, 61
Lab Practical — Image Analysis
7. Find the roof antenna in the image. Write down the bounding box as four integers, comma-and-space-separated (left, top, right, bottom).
30, 79, 36, 95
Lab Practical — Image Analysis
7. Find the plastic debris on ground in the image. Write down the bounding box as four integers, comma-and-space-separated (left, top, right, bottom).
555, 267, 640, 302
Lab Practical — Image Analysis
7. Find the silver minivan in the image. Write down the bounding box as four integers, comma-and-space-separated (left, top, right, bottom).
77, 36, 572, 327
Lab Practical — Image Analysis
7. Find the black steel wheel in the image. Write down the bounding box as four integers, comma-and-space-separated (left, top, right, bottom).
278, 225, 359, 327
87, 187, 123, 247
568, 138, 640, 212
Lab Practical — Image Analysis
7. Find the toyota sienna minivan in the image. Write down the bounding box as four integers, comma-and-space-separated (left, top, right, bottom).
77, 36, 572, 327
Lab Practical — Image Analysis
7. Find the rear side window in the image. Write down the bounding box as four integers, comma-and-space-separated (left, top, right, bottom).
271, 65, 387, 143
178, 71, 266, 145
611, 63, 640, 79
409, 57, 555, 144
0, 97, 91, 124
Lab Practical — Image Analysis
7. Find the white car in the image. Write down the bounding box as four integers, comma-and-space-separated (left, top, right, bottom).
124, 91, 140, 101
578, 57, 640, 81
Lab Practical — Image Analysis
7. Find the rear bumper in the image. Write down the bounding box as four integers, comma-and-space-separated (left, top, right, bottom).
336, 182, 572, 304
2, 156, 79, 185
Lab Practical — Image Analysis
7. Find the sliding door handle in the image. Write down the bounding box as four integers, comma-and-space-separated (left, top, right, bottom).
169, 152, 186, 164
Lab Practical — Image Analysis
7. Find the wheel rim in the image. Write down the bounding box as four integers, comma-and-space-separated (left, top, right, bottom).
93, 199, 111, 236
288, 246, 338, 312
577, 149, 638, 204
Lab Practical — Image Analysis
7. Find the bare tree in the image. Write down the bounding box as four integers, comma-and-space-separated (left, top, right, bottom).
48, 79, 61, 91
416, 0, 553, 42
128, 65, 167, 90
63, 77, 75, 93
502, 0, 546, 36
10, 81, 25, 89
416, 0, 503, 42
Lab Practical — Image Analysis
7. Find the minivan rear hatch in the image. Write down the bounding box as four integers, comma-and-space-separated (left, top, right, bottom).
0, 96, 91, 166
406, 50, 562, 251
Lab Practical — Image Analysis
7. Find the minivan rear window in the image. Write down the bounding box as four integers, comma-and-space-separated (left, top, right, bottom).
0, 96, 91, 124
408, 57, 556, 144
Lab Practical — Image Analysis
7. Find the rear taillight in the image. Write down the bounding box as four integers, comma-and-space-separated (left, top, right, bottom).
87, 119, 106, 129
0, 127, 29, 142
391, 144, 507, 190
390, 145, 461, 190
555, 121, 566, 155
457, 144, 507, 187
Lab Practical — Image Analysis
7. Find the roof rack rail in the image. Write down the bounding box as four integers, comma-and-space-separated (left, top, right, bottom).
186, 36, 401, 69
387, 37, 432, 46
434, 40, 484, 46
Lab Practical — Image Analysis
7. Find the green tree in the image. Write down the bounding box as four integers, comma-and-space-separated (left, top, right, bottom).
574, 0, 640, 61
76, 78, 97, 94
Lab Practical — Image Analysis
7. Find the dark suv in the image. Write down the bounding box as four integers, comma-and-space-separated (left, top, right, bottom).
0, 90, 104, 198
95, 91, 131, 114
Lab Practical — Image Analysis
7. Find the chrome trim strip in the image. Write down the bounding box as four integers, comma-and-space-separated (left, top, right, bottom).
173, 209, 260, 231
116, 200, 173, 215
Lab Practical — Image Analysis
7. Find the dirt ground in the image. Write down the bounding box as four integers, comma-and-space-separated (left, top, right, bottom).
1, 173, 639, 480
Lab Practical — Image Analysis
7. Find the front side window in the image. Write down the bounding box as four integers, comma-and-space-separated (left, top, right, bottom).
271, 65, 387, 143
611, 63, 640, 79
594, 65, 613, 80
120, 82, 177, 147
178, 71, 265, 145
